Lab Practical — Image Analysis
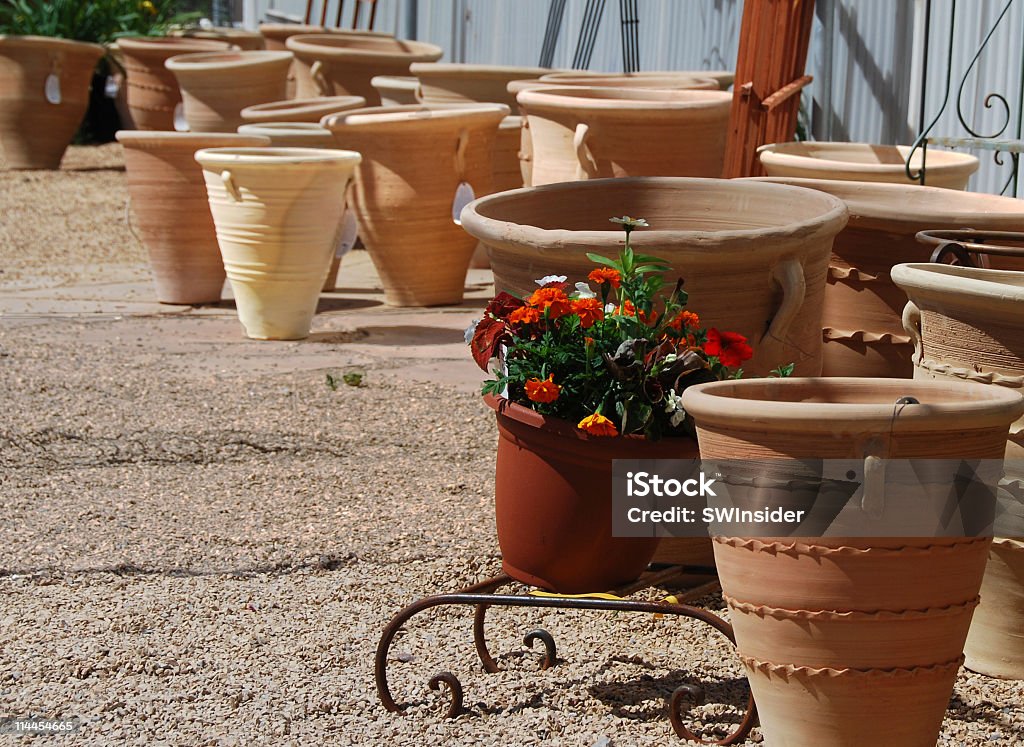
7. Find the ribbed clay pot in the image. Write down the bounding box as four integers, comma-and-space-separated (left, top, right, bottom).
517, 86, 731, 185
411, 63, 551, 107
748, 177, 1024, 378
286, 34, 442, 105
758, 141, 979, 190
371, 75, 421, 105
166, 50, 292, 133
0, 36, 105, 169
116, 37, 231, 131
195, 147, 361, 339
324, 103, 508, 306
259, 25, 391, 98
540, 69, 734, 90
485, 394, 699, 593
461, 177, 848, 375
117, 131, 270, 304
170, 27, 265, 51
681, 376, 1024, 747
239, 94, 365, 124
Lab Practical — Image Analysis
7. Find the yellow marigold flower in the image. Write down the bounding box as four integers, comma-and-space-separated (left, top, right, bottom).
577, 412, 618, 437
524, 374, 560, 404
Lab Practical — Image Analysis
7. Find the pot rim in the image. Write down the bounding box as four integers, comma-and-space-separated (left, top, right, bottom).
757, 141, 979, 174
240, 94, 366, 119
537, 73, 719, 90
194, 146, 361, 168
0, 34, 105, 55
322, 103, 511, 130
680, 377, 1024, 433
237, 122, 331, 136
165, 49, 292, 71
285, 33, 442, 61
370, 74, 419, 88
518, 85, 731, 110
258, 23, 393, 38
541, 69, 732, 81
116, 131, 271, 149
460, 176, 849, 253
115, 36, 232, 54
891, 262, 1024, 314
410, 61, 553, 79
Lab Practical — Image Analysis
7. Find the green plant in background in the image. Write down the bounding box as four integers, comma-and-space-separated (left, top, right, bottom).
0, 0, 200, 44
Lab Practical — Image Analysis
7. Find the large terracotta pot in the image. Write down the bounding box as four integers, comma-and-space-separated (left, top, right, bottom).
170, 28, 265, 51
517, 86, 731, 184
0, 36, 105, 169
964, 538, 1024, 679
468, 114, 527, 270
286, 35, 443, 105
165, 50, 292, 133
411, 63, 551, 107
259, 25, 391, 98
540, 69, 734, 90
485, 394, 698, 593
371, 75, 420, 105
748, 177, 1024, 378
117, 37, 231, 131
240, 95, 365, 124
681, 376, 1024, 747
195, 147, 361, 339
324, 103, 508, 306
461, 177, 849, 376
758, 141, 979, 190
117, 131, 270, 305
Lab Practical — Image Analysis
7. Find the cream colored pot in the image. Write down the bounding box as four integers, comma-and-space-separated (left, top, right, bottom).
370, 75, 421, 105
240, 95, 365, 124
412, 63, 552, 107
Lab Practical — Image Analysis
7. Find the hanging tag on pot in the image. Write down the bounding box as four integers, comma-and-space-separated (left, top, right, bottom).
104, 75, 119, 98
335, 208, 359, 258
173, 103, 189, 132
451, 181, 476, 226
44, 74, 61, 105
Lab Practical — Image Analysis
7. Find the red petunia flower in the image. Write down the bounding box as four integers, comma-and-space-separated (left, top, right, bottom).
704, 328, 753, 369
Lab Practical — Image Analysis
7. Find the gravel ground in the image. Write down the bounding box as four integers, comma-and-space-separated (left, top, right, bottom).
1, 145, 1022, 746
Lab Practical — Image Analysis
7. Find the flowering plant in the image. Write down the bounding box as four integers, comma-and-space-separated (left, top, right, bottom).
469, 217, 786, 439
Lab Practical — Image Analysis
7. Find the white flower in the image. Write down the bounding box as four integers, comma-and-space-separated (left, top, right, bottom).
605, 302, 617, 314
535, 274, 567, 287
464, 319, 479, 345
664, 388, 686, 427
574, 281, 596, 299
609, 216, 650, 229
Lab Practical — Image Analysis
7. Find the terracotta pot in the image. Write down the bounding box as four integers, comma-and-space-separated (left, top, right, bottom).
371, 75, 421, 105
517, 87, 731, 184
681, 376, 1024, 747
963, 538, 1024, 679
286, 34, 443, 105
195, 147, 361, 339
117, 37, 231, 131
758, 141, 979, 190
461, 177, 848, 376
237, 122, 335, 147
485, 394, 698, 593
412, 63, 552, 107
748, 177, 1024, 378
540, 69, 734, 90
469, 114, 525, 270
166, 50, 292, 133
240, 95, 365, 124
0, 36, 105, 169
170, 28, 265, 51
324, 103, 508, 306
117, 131, 270, 305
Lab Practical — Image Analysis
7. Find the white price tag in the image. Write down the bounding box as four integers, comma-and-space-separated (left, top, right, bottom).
44, 73, 61, 104
335, 208, 359, 258
173, 102, 189, 132
451, 181, 476, 226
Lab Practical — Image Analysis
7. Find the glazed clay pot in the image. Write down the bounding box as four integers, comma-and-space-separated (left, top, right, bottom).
166, 50, 292, 133
371, 75, 421, 105
0, 36, 105, 169
195, 147, 361, 339
461, 177, 848, 376
170, 27, 266, 51
681, 376, 1024, 747
540, 69, 734, 90
758, 141, 979, 190
286, 35, 443, 105
517, 87, 731, 184
117, 131, 269, 304
411, 63, 552, 107
485, 394, 699, 593
324, 104, 508, 306
749, 177, 1024, 378
239, 95, 365, 124
117, 37, 231, 131
963, 538, 1024, 679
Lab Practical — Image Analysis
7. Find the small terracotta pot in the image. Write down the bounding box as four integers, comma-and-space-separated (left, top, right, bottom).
195, 147, 361, 339
371, 75, 421, 105
166, 50, 293, 133
411, 62, 552, 107
170, 28, 266, 51
758, 141, 979, 190
324, 103, 508, 306
286, 34, 443, 105
540, 69, 733, 90
116, 131, 270, 304
116, 37, 231, 131
461, 177, 848, 375
259, 25, 391, 98
963, 538, 1024, 679
240, 95, 365, 124
0, 36, 105, 170
517, 87, 731, 184
485, 394, 698, 593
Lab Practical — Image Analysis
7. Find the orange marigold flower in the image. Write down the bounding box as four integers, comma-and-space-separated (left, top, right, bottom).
619, 299, 636, 316
571, 297, 604, 328
588, 267, 621, 288
509, 306, 542, 325
527, 287, 571, 319
670, 310, 701, 331
577, 412, 619, 437
524, 374, 560, 404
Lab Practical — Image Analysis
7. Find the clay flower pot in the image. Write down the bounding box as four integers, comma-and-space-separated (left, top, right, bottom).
749, 177, 1024, 378
170, 28, 266, 51
239, 95, 365, 124
964, 538, 1024, 679
517, 86, 731, 184
758, 141, 979, 190
540, 69, 733, 90
411, 63, 552, 107
286, 34, 443, 105
324, 103, 508, 306
371, 75, 421, 105
195, 147, 361, 339
116, 131, 270, 304
485, 395, 699, 593
259, 25, 391, 98
0, 36, 105, 169
166, 50, 293, 133
469, 115, 526, 270
237, 122, 336, 147
681, 376, 1024, 746
461, 177, 848, 375
116, 37, 231, 131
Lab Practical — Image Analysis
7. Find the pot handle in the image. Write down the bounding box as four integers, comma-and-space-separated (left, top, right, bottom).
220, 170, 243, 203
310, 60, 330, 96
902, 301, 923, 364
760, 257, 806, 351
454, 128, 469, 181
861, 446, 887, 519
573, 123, 599, 179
